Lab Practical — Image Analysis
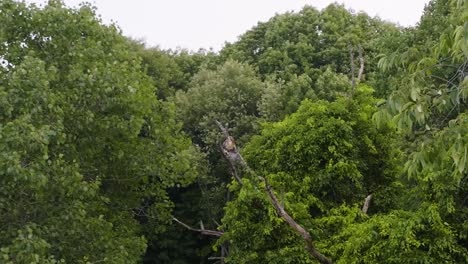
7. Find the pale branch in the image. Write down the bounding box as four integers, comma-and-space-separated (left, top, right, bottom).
349, 44, 356, 92
172, 217, 224, 237
361, 194, 372, 214
215, 120, 230, 139
349, 44, 365, 98
216, 120, 244, 185
262, 176, 332, 264
357, 44, 365, 82
219, 144, 243, 185
213, 219, 222, 228
216, 122, 332, 264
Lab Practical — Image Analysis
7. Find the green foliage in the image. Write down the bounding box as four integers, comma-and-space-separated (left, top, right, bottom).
258, 68, 350, 121
326, 204, 467, 263
0, 1, 202, 262
376, 0, 466, 134
174, 60, 264, 150
367, 1, 468, 262
1, 0, 466, 262
220, 88, 400, 263
221, 4, 401, 83
258, 74, 313, 121
221, 3, 406, 122
133, 44, 217, 100
247, 87, 399, 209
374, 0, 467, 210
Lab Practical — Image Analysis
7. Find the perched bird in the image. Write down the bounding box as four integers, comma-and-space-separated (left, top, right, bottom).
223, 136, 236, 152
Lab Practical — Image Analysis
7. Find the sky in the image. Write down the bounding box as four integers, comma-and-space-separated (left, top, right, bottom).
24, 0, 430, 52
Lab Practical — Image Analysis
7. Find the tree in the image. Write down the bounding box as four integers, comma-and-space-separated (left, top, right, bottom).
219, 87, 400, 263
338, 0, 468, 262
0, 1, 202, 262
133, 44, 218, 100
173, 60, 265, 151
221, 4, 404, 121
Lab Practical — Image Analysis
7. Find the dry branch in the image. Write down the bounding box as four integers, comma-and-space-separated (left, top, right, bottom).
357, 44, 365, 82
219, 144, 243, 185
349, 44, 365, 97
172, 217, 224, 237
262, 177, 332, 264
216, 120, 246, 185
361, 194, 372, 214
349, 44, 356, 92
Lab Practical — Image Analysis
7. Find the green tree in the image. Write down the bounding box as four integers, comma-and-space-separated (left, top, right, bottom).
0, 1, 202, 262
174, 60, 265, 151
133, 44, 218, 100
221, 4, 404, 120
219, 87, 400, 263
336, 0, 468, 262
160, 60, 267, 262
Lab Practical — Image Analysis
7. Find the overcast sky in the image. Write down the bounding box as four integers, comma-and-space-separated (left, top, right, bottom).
24, 0, 430, 51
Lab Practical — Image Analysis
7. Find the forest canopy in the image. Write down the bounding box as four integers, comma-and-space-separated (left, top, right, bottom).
0, 0, 466, 263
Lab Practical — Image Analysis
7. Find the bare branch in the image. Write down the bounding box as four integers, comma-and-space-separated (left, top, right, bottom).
216, 120, 244, 185
213, 219, 222, 228
219, 144, 243, 185
349, 44, 356, 92
172, 217, 224, 237
261, 176, 332, 264
357, 44, 365, 82
361, 194, 372, 214
215, 120, 230, 138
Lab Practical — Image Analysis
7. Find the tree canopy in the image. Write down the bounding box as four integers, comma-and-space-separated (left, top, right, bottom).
0, 1, 203, 262
0, 0, 466, 263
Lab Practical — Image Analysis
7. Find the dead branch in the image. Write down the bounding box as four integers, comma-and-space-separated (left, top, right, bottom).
172, 217, 224, 237
216, 123, 332, 264
219, 144, 243, 185
216, 120, 244, 185
357, 44, 364, 82
215, 120, 230, 139
361, 194, 372, 214
262, 176, 332, 264
349, 44, 356, 92
349, 44, 365, 99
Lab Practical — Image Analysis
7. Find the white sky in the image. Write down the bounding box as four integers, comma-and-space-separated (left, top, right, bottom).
24, 0, 430, 52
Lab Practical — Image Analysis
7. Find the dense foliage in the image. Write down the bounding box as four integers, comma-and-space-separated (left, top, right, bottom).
219, 87, 401, 263
0, 0, 466, 263
0, 1, 203, 263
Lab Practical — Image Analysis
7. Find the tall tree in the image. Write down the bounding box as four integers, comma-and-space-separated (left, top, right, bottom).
217, 86, 401, 263
0, 1, 202, 262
